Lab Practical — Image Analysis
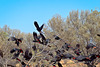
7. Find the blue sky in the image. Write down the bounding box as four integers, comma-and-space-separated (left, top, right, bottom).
0, 0, 100, 33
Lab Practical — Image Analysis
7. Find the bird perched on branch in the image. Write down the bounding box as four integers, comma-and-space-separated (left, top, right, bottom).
97, 34, 100, 37
33, 32, 51, 45
62, 43, 71, 51
53, 35, 61, 40
32, 45, 37, 51
88, 54, 100, 61
10, 48, 23, 53
0, 50, 3, 58
58, 62, 63, 67
86, 43, 96, 50
8, 37, 23, 46
23, 49, 32, 61
73, 55, 91, 62
73, 44, 81, 56
40, 33, 51, 45
62, 53, 74, 59
33, 32, 41, 43
16, 58, 30, 67
34, 21, 44, 33
10, 48, 23, 59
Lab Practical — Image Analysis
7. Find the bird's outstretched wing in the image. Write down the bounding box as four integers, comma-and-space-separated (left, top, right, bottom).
34, 21, 40, 30
40, 24, 44, 31
40, 33, 46, 40
10, 48, 18, 53
8, 37, 17, 41
33, 32, 38, 41
18, 38, 23, 42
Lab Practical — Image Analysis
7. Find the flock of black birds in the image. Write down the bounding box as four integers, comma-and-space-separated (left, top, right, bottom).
0, 21, 100, 67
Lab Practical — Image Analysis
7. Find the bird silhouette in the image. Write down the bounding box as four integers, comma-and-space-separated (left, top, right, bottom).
97, 34, 100, 37
73, 44, 81, 56
10, 48, 23, 53
0, 50, 3, 58
32, 45, 37, 51
8, 37, 23, 46
62, 43, 71, 51
53, 35, 61, 40
10, 48, 23, 59
88, 54, 100, 62
33, 32, 42, 43
10, 48, 19, 53
73, 55, 91, 62
40, 33, 51, 45
58, 62, 63, 67
16, 58, 30, 67
23, 49, 32, 61
86, 43, 96, 50
62, 53, 74, 59
34, 21, 44, 33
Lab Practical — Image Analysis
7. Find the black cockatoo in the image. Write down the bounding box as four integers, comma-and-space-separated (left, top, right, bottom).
34, 21, 44, 33
86, 43, 96, 50
0, 50, 3, 58
8, 37, 23, 46
23, 49, 32, 61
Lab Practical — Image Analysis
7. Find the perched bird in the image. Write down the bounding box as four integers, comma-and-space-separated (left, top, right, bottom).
42, 50, 49, 54
16, 58, 30, 67
7, 64, 15, 67
58, 62, 63, 67
8, 37, 23, 46
33, 32, 42, 43
62, 43, 71, 51
10, 48, 23, 59
62, 53, 74, 59
74, 50, 81, 56
12, 52, 20, 59
34, 21, 44, 32
73, 55, 90, 62
23, 49, 32, 61
51, 55, 62, 63
33, 32, 51, 45
0, 50, 3, 58
76, 44, 80, 48
86, 43, 96, 50
53, 65, 56, 67
88, 54, 100, 61
97, 34, 100, 37
96, 55, 100, 58
10, 48, 19, 53
10, 48, 23, 53
48, 52, 54, 57
53, 35, 61, 40
55, 50, 61, 55
55, 49, 65, 56
40, 33, 50, 45
32, 45, 37, 51
41, 64, 45, 67
89, 54, 97, 61
73, 44, 81, 56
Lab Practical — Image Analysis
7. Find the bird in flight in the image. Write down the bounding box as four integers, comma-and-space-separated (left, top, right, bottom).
34, 21, 44, 33
8, 37, 23, 46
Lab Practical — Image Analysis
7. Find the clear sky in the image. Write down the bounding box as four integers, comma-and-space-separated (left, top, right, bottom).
0, 0, 100, 33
